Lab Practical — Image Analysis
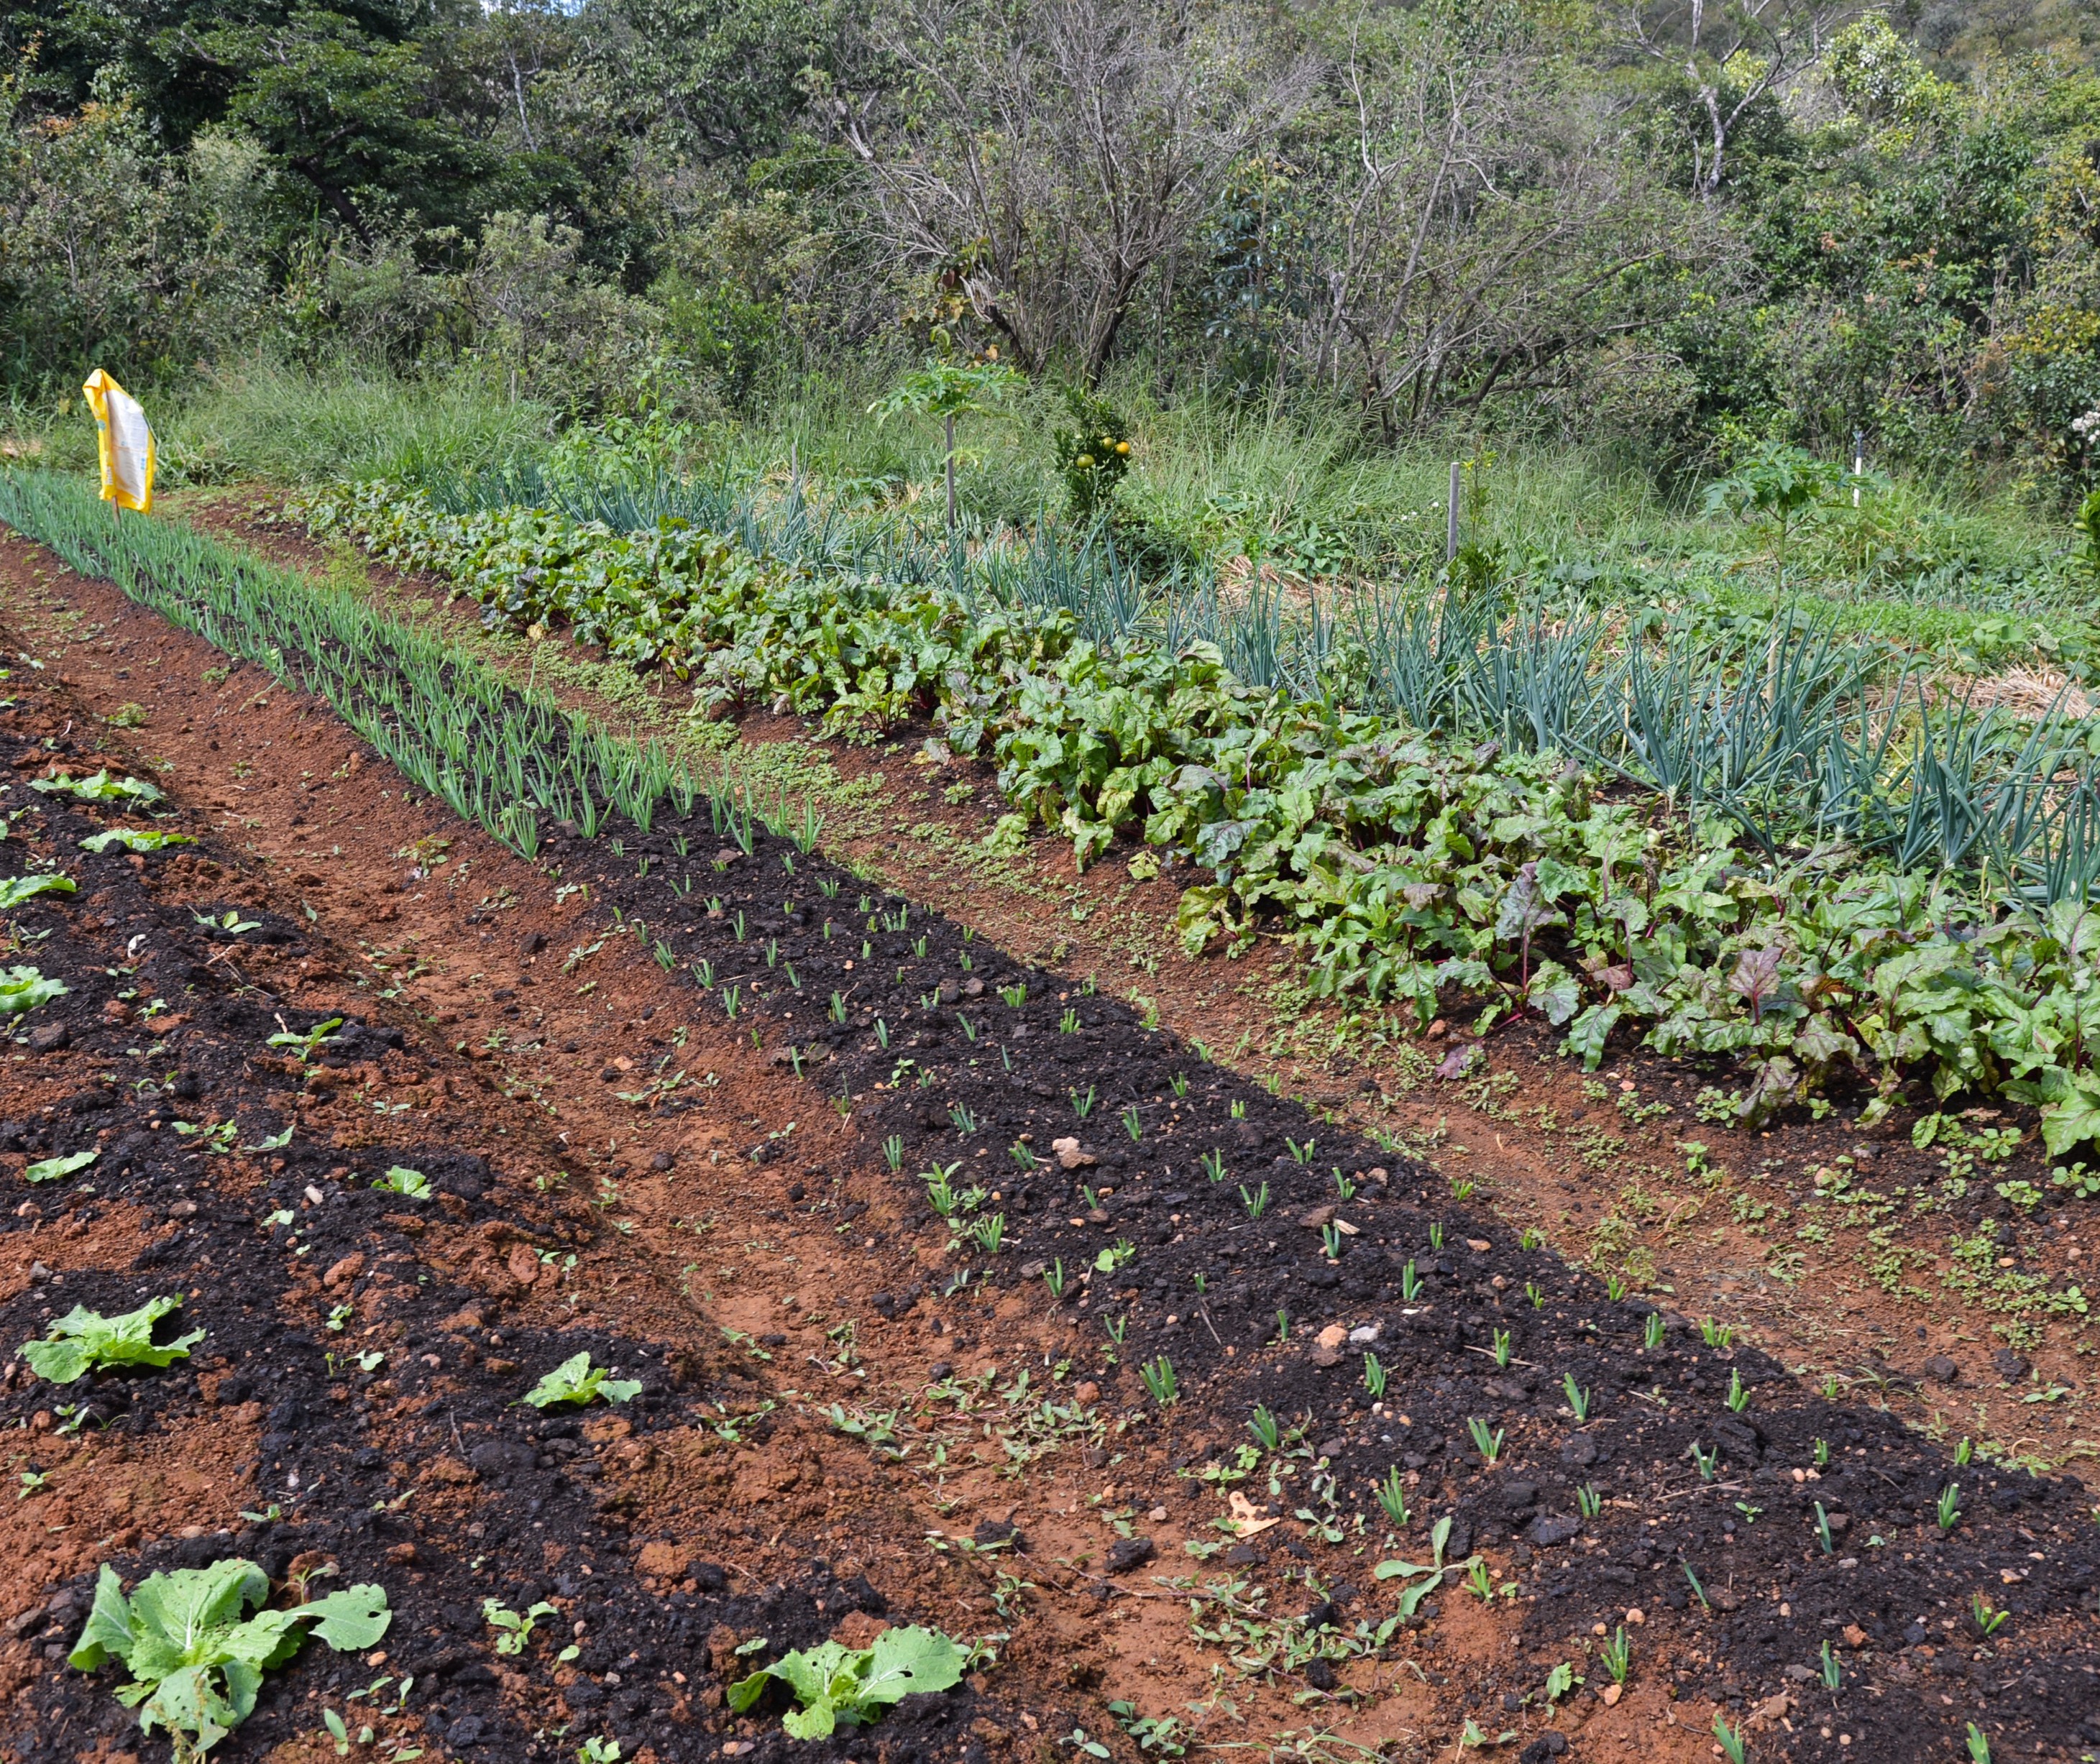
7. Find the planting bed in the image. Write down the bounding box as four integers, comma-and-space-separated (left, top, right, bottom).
0, 514, 2097, 1764
185, 487, 2100, 1471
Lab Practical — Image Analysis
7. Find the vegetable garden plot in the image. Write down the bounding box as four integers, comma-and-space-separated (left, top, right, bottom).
0, 646, 1019, 1762
535, 772, 2100, 1764
1, 497, 2099, 1763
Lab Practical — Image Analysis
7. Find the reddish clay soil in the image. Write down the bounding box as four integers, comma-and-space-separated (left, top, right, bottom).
2, 519, 2097, 1764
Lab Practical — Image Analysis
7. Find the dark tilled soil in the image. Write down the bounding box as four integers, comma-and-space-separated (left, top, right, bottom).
0, 664, 1011, 1762
1, 517, 2097, 1764
549, 765, 2100, 1763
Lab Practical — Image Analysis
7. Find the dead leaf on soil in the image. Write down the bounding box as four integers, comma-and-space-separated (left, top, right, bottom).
1226, 1492, 1279, 1537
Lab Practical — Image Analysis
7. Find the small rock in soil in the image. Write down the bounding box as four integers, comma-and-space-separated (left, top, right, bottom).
1991, 1349, 2030, 1380
1924, 1354, 1960, 1384
1526, 1515, 1582, 1548
27, 1023, 68, 1052
1105, 1537, 1155, 1574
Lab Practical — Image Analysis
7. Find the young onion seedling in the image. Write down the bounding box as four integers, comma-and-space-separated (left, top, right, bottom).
1376, 1467, 1409, 1526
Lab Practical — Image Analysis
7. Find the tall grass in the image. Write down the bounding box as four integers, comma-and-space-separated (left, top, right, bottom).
159, 358, 554, 487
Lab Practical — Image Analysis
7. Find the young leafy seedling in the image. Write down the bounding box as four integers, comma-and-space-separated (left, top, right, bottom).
728, 1625, 966, 1740
32, 769, 162, 804
1491, 1328, 1511, 1367
1576, 1483, 1601, 1519
81, 827, 194, 854
1597, 1626, 1631, 1684
1467, 1418, 1504, 1464
372, 1166, 431, 1200
0, 872, 75, 910
25, 1148, 97, 1183
1241, 1182, 1269, 1221
524, 1352, 641, 1409
1563, 1374, 1590, 1421
1937, 1484, 1961, 1532
1138, 1356, 1178, 1405
1725, 1368, 1750, 1412
1363, 1353, 1387, 1397
1643, 1313, 1665, 1349
69, 1558, 390, 1756
267, 1016, 344, 1064
485, 1597, 558, 1656
20, 1296, 201, 1384
1201, 1149, 1226, 1182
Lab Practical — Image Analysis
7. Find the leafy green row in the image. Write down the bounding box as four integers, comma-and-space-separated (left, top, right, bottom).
297, 479, 2100, 1173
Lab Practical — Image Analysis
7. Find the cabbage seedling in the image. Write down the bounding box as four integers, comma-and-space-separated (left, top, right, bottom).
524, 1352, 641, 1409
20, 1296, 201, 1383
728, 1625, 965, 1739
68, 1558, 389, 1756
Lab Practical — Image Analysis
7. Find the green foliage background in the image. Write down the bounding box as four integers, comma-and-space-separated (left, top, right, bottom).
4, 0, 2100, 505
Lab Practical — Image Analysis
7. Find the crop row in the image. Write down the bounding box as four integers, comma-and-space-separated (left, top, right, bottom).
280, 477, 2100, 1171
0, 472, 808, 863
13, 465, 2100, 1171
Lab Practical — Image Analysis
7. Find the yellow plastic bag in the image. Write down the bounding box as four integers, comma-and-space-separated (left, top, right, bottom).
81, 369, 155, 515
